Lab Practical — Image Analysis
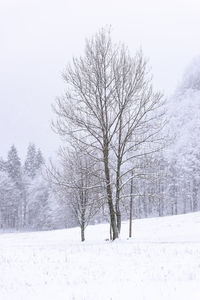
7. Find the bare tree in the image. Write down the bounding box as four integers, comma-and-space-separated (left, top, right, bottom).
53, 27, 166, 239
48, 146, 102, 241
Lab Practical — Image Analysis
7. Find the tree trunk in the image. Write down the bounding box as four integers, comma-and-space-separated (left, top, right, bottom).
115, 164, 121, 234
80, 188, 86, 242
81, 224, 85, 242
116, 211, 121, 234
129, 172, 133, 238
193, 179, 198, 211
23, 193, 27, 227
115, 116, 122, 234
104, 149, 118, 240
110, 222, 113, 240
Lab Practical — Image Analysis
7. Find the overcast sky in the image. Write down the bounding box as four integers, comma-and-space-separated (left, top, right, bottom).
1, 0, 200, 160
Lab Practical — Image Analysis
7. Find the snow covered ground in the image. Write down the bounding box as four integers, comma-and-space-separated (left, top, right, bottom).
1, 213, 200, 300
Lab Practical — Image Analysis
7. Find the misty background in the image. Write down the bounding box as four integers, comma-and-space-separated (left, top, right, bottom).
1, 0, 200, 159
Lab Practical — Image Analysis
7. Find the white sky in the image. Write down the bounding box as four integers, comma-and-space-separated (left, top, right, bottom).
1, 0, 200, 159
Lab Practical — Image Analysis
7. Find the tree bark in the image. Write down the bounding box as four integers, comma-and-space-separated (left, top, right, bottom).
104, 148, 118, 240
109, 222, 113, 240
115, 159, 122, 234
81, 224, 85, 242
129, 172, 133, 238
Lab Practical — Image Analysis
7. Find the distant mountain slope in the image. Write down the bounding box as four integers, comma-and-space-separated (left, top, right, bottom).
167, 56, 200, 162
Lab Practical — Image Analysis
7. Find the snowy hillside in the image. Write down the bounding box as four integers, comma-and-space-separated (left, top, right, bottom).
1, 213, 200, 300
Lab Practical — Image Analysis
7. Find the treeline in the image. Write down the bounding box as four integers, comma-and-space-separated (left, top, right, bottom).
0, 143, 199, 235
125, 153, 200, 219
0, 144, 49, 229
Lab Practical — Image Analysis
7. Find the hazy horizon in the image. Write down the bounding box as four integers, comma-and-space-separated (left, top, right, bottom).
1, 0, 200, 159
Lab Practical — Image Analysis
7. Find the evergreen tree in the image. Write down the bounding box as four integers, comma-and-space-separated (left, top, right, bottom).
24, 145, 44, 179
24, 143, 37, 179
4, 146, 23, 228
27, 174, 52, 229
7, 145, 22, 186
0, 171, 17, 228
0, 158, 6, 172
35, 149, 44, 171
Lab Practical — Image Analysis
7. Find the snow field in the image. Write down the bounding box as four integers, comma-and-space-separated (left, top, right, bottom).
1, 212, 200, 299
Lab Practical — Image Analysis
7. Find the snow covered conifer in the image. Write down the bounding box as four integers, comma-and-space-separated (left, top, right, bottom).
5, 146, 22, 227
24, 143, 37, 179
35, 149, 45, 171
7, 145, 22, 186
